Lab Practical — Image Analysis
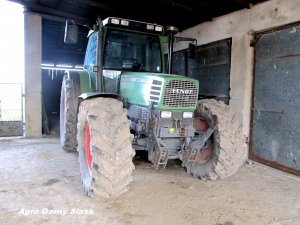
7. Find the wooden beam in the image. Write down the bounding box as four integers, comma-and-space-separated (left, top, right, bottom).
154, 0, 193, 13
75, 0, 116, 12
9, 0, 90, 24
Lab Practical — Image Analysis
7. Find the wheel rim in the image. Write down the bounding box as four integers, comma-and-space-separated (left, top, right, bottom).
193, 116, 213, 164
193, 116, 209, 132
85, 122, 92, 176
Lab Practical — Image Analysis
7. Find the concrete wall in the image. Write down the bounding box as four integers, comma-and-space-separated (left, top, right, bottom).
24, 12, 42, 138
175, 0, 300, 150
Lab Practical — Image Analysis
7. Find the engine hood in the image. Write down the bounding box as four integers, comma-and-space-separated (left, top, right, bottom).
119, 71, 199, 110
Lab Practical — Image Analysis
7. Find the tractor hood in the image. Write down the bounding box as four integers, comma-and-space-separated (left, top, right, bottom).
119, 71, 199, 110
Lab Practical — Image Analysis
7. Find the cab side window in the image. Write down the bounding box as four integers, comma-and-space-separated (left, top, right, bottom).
84, 33, 97, 71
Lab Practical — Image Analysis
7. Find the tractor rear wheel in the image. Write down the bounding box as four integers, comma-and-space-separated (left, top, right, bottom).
60, 73, 80, 151
77, 97, 135, 198
186, 99, 247, 180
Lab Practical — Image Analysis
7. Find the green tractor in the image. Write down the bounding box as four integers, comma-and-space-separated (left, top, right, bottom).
60, 17, 247, 198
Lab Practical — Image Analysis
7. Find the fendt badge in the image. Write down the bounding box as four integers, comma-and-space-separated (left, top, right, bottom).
172, 88, 193, 94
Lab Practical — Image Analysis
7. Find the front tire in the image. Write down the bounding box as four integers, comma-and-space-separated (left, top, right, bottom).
77, 97, 135, 198
186, 99, 247, 180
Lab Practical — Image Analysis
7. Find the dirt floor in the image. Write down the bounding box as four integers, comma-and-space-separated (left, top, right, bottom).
0, 136, 300, 225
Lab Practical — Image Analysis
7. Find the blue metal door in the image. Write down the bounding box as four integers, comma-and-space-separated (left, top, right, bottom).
251, 24, 300, 175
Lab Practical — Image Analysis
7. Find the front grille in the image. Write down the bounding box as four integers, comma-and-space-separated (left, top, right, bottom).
162, 80, 198, 107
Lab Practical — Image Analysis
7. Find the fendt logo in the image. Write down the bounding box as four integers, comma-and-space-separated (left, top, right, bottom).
172, 88, 193, 94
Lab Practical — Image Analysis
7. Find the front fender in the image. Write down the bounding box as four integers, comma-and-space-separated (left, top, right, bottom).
78, 92, 122, 105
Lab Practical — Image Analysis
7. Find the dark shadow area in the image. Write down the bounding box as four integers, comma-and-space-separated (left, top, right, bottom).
133, 151, 151, 166
42, 69, 64, 137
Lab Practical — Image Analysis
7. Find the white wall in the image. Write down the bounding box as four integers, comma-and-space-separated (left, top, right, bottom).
175, 0, 300, 151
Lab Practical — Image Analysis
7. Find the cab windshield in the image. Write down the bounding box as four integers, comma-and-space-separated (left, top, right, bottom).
103, 29, 162, 73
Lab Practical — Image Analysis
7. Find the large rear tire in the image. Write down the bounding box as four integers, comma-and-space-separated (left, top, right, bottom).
77, 97, 135, 198
186, 99, 247, 180
60, 73, 80, 151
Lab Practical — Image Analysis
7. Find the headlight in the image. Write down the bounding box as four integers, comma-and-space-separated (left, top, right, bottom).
161, 111, 172, 118
155, 26, 163, 32
121, 20, 129, 26
183, 112, 193, 118
111, 18, 120, 25
147, 24, 154, 30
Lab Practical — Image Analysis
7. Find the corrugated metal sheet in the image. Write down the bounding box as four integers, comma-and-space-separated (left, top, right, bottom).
252, 24, 300, 172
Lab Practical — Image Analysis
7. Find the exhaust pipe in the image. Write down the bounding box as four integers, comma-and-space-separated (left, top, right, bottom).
166, 26, 178, 74
96, 16, 104, 93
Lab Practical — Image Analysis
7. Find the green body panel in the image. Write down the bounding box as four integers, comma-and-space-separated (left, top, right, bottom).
119, 72, 199, 110
79, 71, 95, 93
120, 73, 154, 106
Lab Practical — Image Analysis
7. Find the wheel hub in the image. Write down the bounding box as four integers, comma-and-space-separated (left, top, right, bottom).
193, 116, 213, 164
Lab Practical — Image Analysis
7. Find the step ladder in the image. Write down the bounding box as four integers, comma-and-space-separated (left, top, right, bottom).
155, 147, 169, 169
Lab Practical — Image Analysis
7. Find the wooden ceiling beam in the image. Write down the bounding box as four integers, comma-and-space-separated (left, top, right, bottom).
9, 0, 90, 24
153, 0, 193, 13
75, 0, 116, 12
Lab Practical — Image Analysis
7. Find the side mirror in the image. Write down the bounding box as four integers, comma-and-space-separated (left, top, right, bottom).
188, 43, 196, 59
64, 20, 78, 44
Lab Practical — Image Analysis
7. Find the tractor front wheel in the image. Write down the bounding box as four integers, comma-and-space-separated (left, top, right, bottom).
186, 99, 247, 180
77, 97, 135, 198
